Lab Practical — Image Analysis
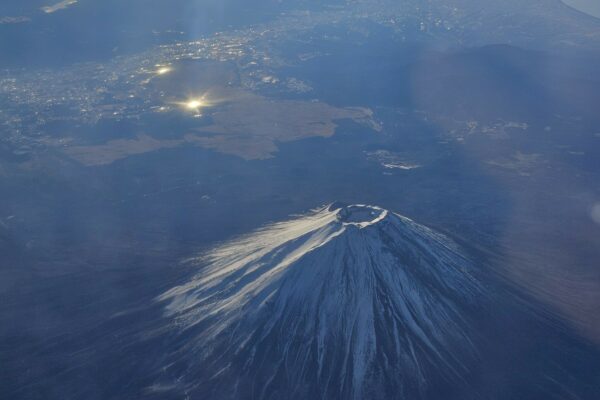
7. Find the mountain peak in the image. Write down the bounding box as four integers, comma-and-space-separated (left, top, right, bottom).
333, 203, 389, 227
157, 204, 484, 400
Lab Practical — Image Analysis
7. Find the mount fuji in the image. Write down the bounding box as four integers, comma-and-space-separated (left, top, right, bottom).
157, 203, 486, 399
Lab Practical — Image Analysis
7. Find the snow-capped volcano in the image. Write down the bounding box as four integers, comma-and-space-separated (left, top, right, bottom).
158, 203, 484, 399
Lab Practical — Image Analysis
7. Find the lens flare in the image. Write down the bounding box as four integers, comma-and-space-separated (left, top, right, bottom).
591, 203, 600, 225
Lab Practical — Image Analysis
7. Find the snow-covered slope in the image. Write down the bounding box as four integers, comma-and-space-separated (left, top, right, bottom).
158, 203, 484, 399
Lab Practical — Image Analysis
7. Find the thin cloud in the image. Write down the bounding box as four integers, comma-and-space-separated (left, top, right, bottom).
0, 16, 31, 24
41, 0, 78, 14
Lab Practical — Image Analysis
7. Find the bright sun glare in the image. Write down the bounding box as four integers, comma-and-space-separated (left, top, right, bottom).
186, 99, 203, 109
156, 67, 172, 75
170, 93, 219, 116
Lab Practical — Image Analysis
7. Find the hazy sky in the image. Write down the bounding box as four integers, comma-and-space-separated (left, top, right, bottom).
563, 0, 600, 18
